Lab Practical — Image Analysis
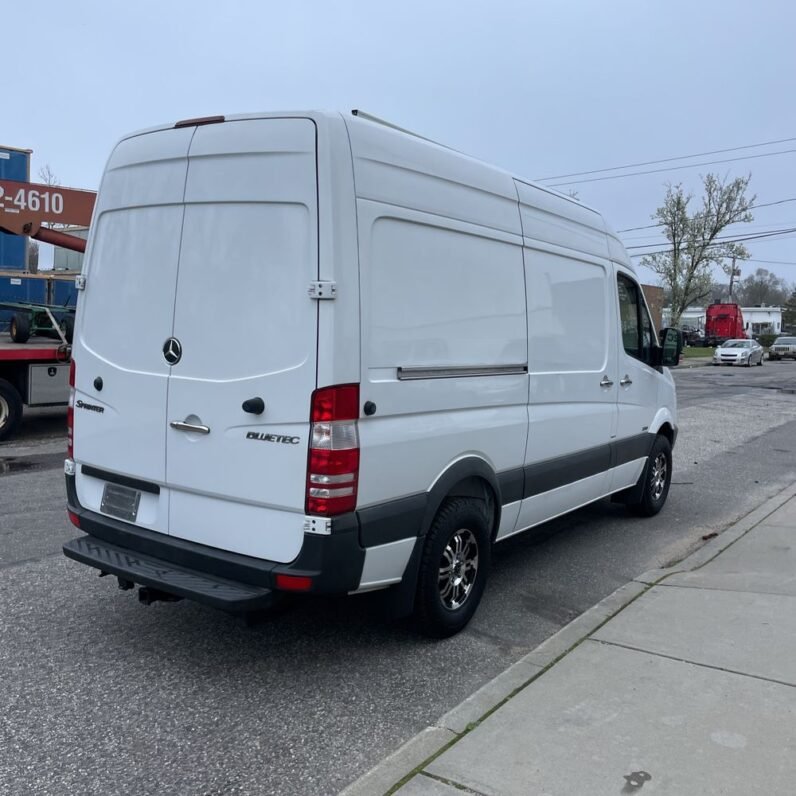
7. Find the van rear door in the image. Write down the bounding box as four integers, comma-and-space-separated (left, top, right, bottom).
73, 127, 194, 531
165, 119, 318, 563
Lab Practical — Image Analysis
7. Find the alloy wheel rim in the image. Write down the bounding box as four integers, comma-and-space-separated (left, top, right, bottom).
651, 453, 667, 501
0, 395, 8, 428
438, 528, 479, 611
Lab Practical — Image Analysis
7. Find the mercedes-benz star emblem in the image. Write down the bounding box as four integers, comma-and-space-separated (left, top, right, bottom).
163, 337, 182, 365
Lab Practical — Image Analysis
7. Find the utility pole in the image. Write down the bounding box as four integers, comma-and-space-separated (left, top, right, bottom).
729, 256, 738, 300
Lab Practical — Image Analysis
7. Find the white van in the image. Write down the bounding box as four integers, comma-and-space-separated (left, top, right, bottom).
63, 111, 681, 637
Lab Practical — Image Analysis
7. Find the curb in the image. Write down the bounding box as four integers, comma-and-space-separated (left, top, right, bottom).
339, 480, 796, 796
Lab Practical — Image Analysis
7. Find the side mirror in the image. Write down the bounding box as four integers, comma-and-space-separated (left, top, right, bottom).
660, 327, 683, 367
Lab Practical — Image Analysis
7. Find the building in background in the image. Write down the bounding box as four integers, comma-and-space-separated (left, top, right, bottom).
51, 226, 88, 272
641, 284, 664, 331
663, 305, 783, 336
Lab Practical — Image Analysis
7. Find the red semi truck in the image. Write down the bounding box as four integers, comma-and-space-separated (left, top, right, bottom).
704, 303, 746, 347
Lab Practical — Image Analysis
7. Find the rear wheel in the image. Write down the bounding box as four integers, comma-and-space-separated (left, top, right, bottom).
415, 498, 491, 638
0, 379, 23, 442
9, 313, 31, 344
630, 435, 672, 517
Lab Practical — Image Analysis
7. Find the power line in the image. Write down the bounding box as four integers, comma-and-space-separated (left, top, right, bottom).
546, 149, 796, 187
626, 226, 796, 250
621, 222, 796, 243
616, 197, 796, 233
627, 227, 796, 256
536, 136, 796, 181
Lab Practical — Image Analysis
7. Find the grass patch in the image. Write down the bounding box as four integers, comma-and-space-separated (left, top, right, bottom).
681, 346, 714, 358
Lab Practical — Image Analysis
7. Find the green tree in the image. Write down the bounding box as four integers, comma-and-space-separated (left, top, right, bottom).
642, 174, 755, 326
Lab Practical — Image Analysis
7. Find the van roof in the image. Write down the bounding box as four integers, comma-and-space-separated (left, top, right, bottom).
114, 110, 634, 271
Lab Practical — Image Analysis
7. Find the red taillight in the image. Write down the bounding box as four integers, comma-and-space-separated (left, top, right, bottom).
67, 360, 76, 459
67, 509, 81, 528
311, 384, 359, 422
275, 573, 313, 592
306, 384, 360, 516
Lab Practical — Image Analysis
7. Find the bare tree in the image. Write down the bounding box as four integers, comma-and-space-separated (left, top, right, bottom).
642, 174, 755, 326
38, 164, 60, 187
735, 268, 791, 307
783, 287, 796, 331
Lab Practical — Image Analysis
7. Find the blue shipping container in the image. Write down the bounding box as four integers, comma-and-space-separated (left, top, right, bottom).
0, 146, 30, 270
52, 279, 78, 309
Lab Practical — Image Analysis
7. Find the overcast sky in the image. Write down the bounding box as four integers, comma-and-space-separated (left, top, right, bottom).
5, 0, 796, 287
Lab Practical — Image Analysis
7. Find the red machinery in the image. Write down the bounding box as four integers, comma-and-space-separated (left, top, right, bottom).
0, 178, 96, 440
0, 178, 95, 253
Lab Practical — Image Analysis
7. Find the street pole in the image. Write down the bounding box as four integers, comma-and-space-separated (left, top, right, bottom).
729, 255, 736, 300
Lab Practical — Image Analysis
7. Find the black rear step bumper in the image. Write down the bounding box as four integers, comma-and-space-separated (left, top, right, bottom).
63, 535, 276, 613
64, 473, 366, 610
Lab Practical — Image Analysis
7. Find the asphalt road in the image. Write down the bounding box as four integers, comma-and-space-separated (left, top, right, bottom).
2, 362, 796, 795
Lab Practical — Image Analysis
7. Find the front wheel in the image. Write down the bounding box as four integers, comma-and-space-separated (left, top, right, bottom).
630, 435, 672, 517
414, 498, 491, 638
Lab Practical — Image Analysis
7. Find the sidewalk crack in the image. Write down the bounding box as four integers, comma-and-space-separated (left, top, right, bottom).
420, 771, 489, 794
590, 638, 796, 689
655, 581, 796, 597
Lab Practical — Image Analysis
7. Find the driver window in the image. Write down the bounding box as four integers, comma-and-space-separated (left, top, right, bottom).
617, 273, 656, 363
617, 274, 641, 358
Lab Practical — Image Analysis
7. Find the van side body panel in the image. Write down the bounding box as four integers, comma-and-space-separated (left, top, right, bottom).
509, 181, 619, 537
346, 118, 528, 550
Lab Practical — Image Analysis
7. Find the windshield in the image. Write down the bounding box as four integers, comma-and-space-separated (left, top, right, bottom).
723, 340, 751, 348
775, 337, 796, 345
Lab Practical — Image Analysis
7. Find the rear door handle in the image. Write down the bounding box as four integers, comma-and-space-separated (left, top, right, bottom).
600, 376, 614, 387
620, 375, 633, 386
170, 420, 210, 435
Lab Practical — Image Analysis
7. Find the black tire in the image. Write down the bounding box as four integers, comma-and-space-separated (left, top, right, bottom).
60, 314, 75, 344
630, 435, 672, 518
414, 498, 491, 638
757, 357, 763, 366
9, 313, 31, 344
0, 378, 23, 442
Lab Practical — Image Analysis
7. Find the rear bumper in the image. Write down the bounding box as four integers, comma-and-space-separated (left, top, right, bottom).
64, 474, 366, 611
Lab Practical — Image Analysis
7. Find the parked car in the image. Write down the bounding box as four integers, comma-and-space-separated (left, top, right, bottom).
712, 339, 764, 366
767, 336, 796, 361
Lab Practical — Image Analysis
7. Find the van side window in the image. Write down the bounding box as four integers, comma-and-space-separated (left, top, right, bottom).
617, 274, 656, 363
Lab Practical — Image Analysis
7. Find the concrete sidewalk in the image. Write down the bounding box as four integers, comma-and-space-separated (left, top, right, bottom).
342, 483, 796, 796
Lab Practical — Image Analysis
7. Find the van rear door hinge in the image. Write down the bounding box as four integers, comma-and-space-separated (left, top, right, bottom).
308, 281, 337, 300
75, 274, 87, 291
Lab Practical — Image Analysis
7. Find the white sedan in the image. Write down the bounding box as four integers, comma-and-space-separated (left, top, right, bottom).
712, 339, 764, 367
